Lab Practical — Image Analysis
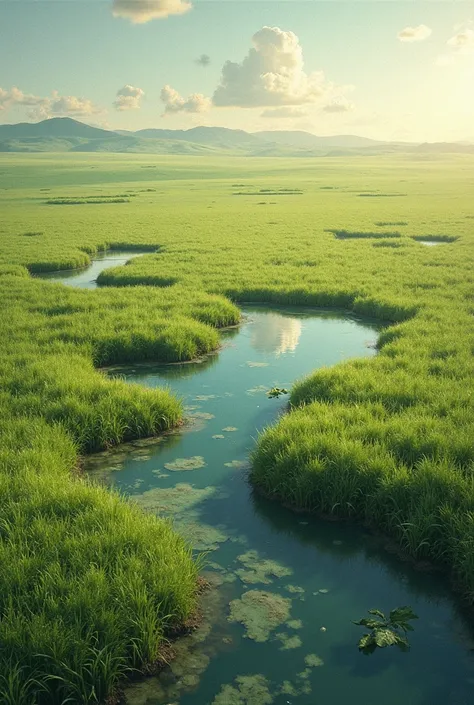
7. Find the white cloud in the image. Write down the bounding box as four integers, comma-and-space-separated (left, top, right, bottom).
397, 25, 432, 43
195, 54, 211, 67
114, 84, 144, 111
322, 98, 354, 113
213, 26, 336, 108
261, 106, 308, 118
447, 28, 474, 49
160, 85, 211, 114
0, 87, 101, 120
436, 26, 474, 67
112, 0, 191, 23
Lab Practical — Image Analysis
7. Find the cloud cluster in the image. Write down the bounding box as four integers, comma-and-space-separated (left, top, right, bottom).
0, 87, 101, 119
112, 0, 191, 23
114, 84, 144, 111
213, 26, 334, 107
195, 54, 211, 67
397, 25, 432, 43
160, 85, 211, 114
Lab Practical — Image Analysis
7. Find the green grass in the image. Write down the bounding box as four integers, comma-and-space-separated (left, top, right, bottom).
0, 416, 199, 704
1, 151, 474, 699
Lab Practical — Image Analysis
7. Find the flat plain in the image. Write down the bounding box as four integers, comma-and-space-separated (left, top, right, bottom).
1, 152, 473, 703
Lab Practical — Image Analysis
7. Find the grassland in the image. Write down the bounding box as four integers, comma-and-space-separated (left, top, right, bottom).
1, 151, 473, 702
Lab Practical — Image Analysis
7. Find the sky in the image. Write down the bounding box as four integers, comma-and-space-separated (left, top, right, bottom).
1, 0, 474, 142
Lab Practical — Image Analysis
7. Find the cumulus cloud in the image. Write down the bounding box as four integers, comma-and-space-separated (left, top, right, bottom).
213, 26, 336, 108
112, 0, 191, 23
0, 87, 101, 119
0, 87, 46, 112
261, 106, 308, 119
397, 25, 432, 43
195, 54, 211, 67
322, 99, 354, 113
160, 85, 211, 114
114, 84, 144, 111
447, 27, 474, 49
436, 26, 474, 67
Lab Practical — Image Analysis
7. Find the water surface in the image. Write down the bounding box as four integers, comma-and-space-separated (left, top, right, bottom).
84, 307, 474, 705
35, 249, 147, 288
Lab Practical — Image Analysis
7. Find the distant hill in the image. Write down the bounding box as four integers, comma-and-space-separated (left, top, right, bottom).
0, 117, 473, 156
0, 117, 112, 140
254, 130, 383, 149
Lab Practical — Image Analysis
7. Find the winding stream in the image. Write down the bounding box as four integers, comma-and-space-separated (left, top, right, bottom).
45, 258, 473, 705
36, 249, 147, 288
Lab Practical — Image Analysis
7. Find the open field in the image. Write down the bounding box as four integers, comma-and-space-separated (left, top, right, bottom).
1, 152, 474, 702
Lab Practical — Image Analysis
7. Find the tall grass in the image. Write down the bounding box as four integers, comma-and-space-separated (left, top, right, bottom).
0, 416, 199, 704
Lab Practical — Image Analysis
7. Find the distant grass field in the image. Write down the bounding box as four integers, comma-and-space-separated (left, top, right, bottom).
1, 152, 474, 702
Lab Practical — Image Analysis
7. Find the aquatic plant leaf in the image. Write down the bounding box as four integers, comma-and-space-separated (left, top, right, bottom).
358, 633, 377, 654
368, 609, 386, 620
389, 606, 418, 627
373, 628, 399, 648
353, 618, 385, 629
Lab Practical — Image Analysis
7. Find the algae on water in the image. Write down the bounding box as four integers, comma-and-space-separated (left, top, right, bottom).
305, 653, 324, 667
235, 550, 293, 585
275, 632, 303, 650
135, 483, 216, 515
285, 584, 305, 594
224, 460, 249, 470
212, 675, 273, 705
228, 590, 291, 642
164, 455, 206, 471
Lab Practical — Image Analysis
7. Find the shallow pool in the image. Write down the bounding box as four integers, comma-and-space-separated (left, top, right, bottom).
84, 307, 474, 705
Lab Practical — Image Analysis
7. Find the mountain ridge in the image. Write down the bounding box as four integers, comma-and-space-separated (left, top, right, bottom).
0, 117, 472, 156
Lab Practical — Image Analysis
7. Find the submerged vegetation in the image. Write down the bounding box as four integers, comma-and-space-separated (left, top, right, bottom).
1, 152, 474, 700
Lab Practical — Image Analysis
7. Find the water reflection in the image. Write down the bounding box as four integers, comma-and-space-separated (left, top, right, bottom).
249, 313, 302, 356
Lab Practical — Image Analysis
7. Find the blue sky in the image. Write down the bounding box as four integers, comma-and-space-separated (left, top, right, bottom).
1, 1, 473, 141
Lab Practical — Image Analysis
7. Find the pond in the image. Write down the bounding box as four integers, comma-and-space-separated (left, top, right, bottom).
35, 249, 147, 288
83, 306, 474, 705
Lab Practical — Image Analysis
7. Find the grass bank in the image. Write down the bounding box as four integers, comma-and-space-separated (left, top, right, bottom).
0, 223, 240, 702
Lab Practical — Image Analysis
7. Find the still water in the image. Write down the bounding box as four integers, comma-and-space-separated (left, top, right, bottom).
35, 249, 146, 288
82, 307, 474, 705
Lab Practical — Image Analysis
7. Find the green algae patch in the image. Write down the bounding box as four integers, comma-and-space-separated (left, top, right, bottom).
225, 460, 250, 470
194, 394, 218, 401
212, 434, 225, 440
275, 632, 303, 650
212, 675, 273, 705
164, 455, 206, 471
178, 520, 229, 552
305, 653, 324, 667
188, 411, 215, 420
285, 584, 305, 594
287, 619, 303, 629
223, 426, 238, 432
228, 590, 291, 642
135, 483, 216, 515
246, 361, 270, 368
246, 385, 268, 395
235, 550, 293, 585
